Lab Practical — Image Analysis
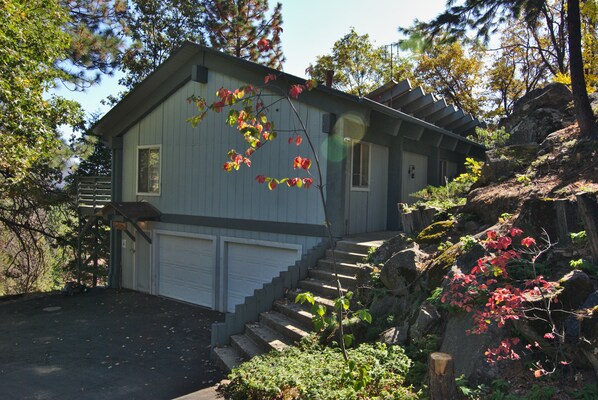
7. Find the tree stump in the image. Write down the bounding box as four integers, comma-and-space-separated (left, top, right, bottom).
428, 352, 458, 400
577, 193, 598, 263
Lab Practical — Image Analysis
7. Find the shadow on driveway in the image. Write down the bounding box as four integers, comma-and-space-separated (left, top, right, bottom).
0, 288, 225, 400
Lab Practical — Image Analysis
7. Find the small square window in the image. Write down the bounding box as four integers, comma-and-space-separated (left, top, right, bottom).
352, 141, 370, 189
137, 146, 161, 195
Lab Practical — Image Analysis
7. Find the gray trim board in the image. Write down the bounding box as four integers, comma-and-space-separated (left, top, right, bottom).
160, 214, 327, 237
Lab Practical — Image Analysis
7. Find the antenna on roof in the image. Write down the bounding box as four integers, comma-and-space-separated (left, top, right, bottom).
383, 41, 401, 81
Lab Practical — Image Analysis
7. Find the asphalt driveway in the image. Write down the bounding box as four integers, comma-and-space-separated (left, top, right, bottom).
0, 288, 224, 400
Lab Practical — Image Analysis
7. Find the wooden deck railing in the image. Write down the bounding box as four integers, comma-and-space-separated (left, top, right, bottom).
77, 176, 111, 213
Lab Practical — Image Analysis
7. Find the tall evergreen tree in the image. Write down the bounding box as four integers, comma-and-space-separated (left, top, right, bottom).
405, 0, 597, 138
61, 0, 129, 88
203, 0, 284, 69
119, 0, 207, 90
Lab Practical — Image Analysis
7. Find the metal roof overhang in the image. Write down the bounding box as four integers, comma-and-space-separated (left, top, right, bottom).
361, 97, 483, 154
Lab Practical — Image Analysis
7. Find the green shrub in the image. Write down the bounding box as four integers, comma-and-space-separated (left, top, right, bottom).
223, 341, 418, 399
468, 126, 510, 149
410, 158, 483, 213
460, 235, 478, 252
569, 230, 587, 245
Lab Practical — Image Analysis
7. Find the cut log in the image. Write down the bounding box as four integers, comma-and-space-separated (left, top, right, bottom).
576, 193, 598, 263
428, 352, 458, 400
398, 204, 436, 234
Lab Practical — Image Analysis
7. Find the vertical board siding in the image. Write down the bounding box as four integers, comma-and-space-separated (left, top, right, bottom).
122, 72, 328, 226
367, 144, 389, 231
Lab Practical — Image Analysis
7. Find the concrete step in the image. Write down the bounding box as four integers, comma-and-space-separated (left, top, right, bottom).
335, 240, 375, 255
287, 289, 336, 310
230, 333, 263, 360
299, 278, 346, 298
260, 311, 310, 342
308, 268, 358, 288
212, 346, 243, 373
325, 249, 367, 264
317, 258, 363, 276
273, 299, 314, 327
244, 322, 291, 353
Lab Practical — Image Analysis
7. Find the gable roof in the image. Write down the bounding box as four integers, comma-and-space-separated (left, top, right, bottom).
93, 42, 484, 156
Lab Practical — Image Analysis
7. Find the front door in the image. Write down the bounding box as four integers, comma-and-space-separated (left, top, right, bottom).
401, 151, 428, 203
347, 141, 388, 234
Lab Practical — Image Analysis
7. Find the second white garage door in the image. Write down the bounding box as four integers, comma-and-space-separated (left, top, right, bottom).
157, 233, 215, 308
225, 241, 301, 313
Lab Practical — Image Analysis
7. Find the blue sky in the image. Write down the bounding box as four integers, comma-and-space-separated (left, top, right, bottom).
53, 0, 447, 119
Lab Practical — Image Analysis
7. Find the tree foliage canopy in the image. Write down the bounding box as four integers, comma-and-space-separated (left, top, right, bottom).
405, 0, 597, 138
308, 28, 390, 97
0, 0, 82, 185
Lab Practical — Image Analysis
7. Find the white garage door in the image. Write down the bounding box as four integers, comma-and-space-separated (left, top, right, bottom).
157, 233, 215, 308
226, 241, 300, 313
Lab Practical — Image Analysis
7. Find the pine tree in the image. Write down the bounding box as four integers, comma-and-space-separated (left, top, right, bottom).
203, 0, 284, 69
119, 0, 207, 90
62, 0, 129, 88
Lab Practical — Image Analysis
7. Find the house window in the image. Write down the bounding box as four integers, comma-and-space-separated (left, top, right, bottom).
137, 145, 161, 195
352, 142, 370, 189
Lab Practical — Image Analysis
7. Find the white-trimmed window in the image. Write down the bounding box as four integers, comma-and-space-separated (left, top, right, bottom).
137, 145, 161, 195
351, 141, 370, 189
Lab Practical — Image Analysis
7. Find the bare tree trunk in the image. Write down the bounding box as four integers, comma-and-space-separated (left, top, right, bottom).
577, 193, 598, 263
567, 0, 598, 139
428, 352, 458, 400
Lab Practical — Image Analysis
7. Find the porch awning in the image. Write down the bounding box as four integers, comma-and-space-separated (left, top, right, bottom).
101, 202, 161, 243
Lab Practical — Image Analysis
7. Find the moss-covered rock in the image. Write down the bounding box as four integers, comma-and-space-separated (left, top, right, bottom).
426, 243, 463, 289
416, 220, 455, 245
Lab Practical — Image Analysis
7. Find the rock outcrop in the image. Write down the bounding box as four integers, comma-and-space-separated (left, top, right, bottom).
500, 83, 576, 144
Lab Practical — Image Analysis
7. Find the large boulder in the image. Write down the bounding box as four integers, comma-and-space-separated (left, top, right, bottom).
379, 245, 427, 294
410, 303, 441, 340
440, 313, 502, 382
379, 323, 409, 346
500, 83, 576, 144
371, 233, 410, 263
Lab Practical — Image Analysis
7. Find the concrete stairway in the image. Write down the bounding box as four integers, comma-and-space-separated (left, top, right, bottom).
212, 239, 373, 372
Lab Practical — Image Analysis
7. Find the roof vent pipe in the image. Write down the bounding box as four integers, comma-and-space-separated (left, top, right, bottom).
325, 70, 334, 88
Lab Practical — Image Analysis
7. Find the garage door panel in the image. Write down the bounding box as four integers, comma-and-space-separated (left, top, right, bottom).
158, 234, 214, 308
226, 242, 300, 313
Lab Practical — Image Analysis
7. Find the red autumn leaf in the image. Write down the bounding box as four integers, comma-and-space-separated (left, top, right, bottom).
287, 178, 299, 187
295, 135, 302, 146
257, 37, 271, 52
264, 73, 277, 84
521, 237, 536, 247
256, 175, 266, 184
303, 177, 313, 188
223, 162, 233, 172
293, 156, 303, 169
510, 227, 523, 237
268, 180, 277, 190
486, 230, 497, 240
289, 84, 303, 99
300, 157, 311, 170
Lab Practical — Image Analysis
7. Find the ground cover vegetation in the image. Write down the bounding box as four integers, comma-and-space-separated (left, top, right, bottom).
2, 0, 598, 397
